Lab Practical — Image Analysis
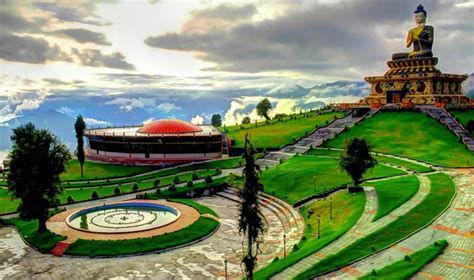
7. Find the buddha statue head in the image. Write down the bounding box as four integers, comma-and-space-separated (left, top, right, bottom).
414, 4, 427, 25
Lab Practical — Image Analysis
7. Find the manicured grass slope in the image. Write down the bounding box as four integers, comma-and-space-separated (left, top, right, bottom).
324, 112, 474, 167
61, 159, 154, 181
305, 149, 433, 172
360, 240, 448, 279
449, 109, 474, 128
255, 191, 366, 279
365, 176, 419, 221
226, 112, 344, 148
262, 156, 405, 204
6, 218, 66, 251
295, 173, 455, 279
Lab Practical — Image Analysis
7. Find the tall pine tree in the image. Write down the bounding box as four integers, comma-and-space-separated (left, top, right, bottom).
238, 134, 264, 279
74, 115, 86, 177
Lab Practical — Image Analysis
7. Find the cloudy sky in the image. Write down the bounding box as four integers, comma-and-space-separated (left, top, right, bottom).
0, 0, 473, 132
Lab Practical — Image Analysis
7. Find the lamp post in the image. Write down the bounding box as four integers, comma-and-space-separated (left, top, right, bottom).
224, 259, 228, 280
283, 233, 287, 258
330, 196, 333, 220
317, 214, 321, 239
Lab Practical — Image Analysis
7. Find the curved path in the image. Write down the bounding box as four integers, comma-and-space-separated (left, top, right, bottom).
318, 168, 473, 280
272, 174, 432, 279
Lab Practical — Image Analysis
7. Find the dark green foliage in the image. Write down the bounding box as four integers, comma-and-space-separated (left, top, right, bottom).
256, 98, 272, 120
211, 114, 222, 127
67, 196, 75, 204
215, 168, 222, 175
404, 255, 411, 261
74, 115, 86, 177
132, 183, 139, 191
91, 191, 99, 199
6, 218, 66, 251
239, 135, 264, 279
173, 176, 180, 184
242, 116, 251, 124
205, 175, 213, 184
155, 188, 161, 195
466, 120, 474, 134
187, 181, 193, 188
192, 172, 199, 180
339, 138, 377, 186
7, 123, 71, 232
168, 184, 177, 192
114, 187, 121, 195
153, 179, 160, 187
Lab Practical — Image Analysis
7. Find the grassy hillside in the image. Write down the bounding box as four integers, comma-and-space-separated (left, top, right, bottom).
62, 159, 154, 181
262, 155, 405, 204
226, 111, 344, 148
324, 112, 474, 167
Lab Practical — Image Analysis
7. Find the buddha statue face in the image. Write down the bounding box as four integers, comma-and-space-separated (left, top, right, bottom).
414, 12, 426, 25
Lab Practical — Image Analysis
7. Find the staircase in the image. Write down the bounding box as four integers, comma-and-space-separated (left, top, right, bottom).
258, 109, 380, 169
216, 187, 305, 266
50, 241, 71, 257
418, 106, 474, 152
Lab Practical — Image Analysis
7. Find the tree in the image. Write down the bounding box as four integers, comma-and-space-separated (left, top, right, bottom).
256, 98, 272, 120
238, 134, 264, 279
7, 123, 71, 232
74, 115, 86, 177
339, 138, 377, 186
211, 114, 222, 127
466, 120, 474, 135
242, 116, 251, 124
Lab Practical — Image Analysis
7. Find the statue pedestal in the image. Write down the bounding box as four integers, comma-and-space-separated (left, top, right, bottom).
362, 57, 470, 107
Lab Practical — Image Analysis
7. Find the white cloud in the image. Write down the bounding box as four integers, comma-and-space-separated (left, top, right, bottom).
191, 114, 204, 125
84, 117, 110, 126
57, 106, 75, 116
105, 97, 157, 112
157, 102, 181, 113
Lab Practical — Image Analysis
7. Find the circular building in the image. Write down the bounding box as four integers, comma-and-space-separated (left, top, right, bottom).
84, 119, 230, 165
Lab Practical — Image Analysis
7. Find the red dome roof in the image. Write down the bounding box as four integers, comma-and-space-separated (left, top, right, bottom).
137, 119, 203, 134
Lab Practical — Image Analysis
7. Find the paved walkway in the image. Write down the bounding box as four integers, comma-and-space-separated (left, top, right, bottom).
0, 195, 287, 279
318, 169, 473, 280
272, 174, 431, 279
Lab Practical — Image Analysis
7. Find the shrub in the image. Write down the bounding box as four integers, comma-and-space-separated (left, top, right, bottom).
142, 193, 149, 199
205, 175, 213, 184
91, 191, 99, 199
187, 181, 194, 188
168, 184, 177, 192
242, 116, 251, 124
153, 179, 160, 187
292, 244, 299, 252
404, 255, 412, 261
114, 187, 121, 195
192, 172, 199, 180
132, 184, 139, 191
173, 176, 180, 184
215, 168, 222, 175
67, 196, 75, 204
155, 188, 161, 195
371, 269, 377, 276
273, 256, 280, 263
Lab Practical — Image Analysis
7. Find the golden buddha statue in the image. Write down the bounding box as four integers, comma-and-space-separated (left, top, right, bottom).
392, 4, 434, 60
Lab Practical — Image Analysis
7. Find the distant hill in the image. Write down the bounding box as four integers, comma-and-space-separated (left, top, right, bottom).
0, 110, 76, 151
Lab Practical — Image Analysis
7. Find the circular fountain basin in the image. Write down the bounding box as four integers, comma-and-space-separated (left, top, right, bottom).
66, 202, 181, 234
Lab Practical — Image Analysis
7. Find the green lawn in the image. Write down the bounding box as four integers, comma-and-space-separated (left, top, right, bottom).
262, 156, 405, 205
255, 190, 366, 279
0, 188, 19, 214
305, 149, 433, 173
167, 198, 218, 217
324, 112, 474, 167
61, 159, 154, 181
360, 240, 448, 279
5, 218, 66, 251
295, 173, 455, 279
63, 157, 242, 188
226, 112, 344, 148
364, 176, 419, 221
449, 109, 474, 128
65, 216, 218, 256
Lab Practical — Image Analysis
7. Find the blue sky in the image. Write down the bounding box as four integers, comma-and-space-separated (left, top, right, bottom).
0, 0, 473, 137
